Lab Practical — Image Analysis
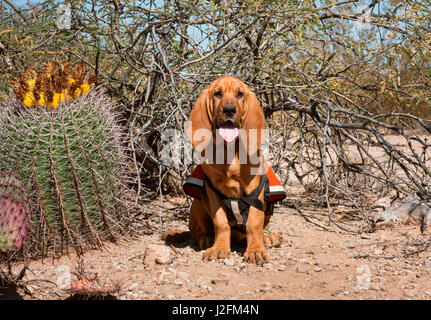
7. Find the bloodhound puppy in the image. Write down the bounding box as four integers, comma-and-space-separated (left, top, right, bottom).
162, 75, 283, 264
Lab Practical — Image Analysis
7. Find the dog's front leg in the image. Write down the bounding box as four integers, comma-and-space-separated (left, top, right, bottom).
244, 207, 268, 264
202, 187, 231, 261
202, 207, 231, 260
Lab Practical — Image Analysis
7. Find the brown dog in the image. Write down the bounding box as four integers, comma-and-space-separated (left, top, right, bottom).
162, 75, 283, 264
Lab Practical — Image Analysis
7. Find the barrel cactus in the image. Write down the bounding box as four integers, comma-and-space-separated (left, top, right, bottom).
0, 61, 133, 257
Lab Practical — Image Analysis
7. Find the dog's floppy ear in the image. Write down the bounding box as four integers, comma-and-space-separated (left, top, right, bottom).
240, 90, 266, 157
186, 88, 213, 152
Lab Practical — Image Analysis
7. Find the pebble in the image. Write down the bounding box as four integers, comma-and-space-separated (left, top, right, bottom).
343, 243, 356, 249
143, 245, 174, 266
129, 283, 139, 291
404, 283, 415, 290
373, 248, 383, 255
177, 271, 189, 282
403, 289, 416, 298
296, 266, 308, 274
352, 252, 369, 259
370, 283, 381, 291
278, 265, 287, 271
211, 279, 229, 285
224, 258, 235, 266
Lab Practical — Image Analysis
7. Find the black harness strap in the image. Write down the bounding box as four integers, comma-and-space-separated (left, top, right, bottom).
203, 161, 270, 227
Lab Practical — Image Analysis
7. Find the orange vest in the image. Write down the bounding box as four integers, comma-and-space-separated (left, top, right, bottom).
183, 160, 286, 204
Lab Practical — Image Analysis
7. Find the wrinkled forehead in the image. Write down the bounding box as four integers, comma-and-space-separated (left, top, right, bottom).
210, 77, 247, 93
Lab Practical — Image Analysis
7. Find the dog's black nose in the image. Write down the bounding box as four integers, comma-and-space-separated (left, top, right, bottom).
223, 104, 236, 116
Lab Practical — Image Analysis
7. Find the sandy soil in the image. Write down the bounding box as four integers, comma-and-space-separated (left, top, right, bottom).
3, 195, 431, 300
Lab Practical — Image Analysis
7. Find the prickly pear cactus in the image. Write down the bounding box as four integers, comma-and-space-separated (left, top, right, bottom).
0, 61, 133, 257
0, 197, 29, 252
0, 171, 32, 217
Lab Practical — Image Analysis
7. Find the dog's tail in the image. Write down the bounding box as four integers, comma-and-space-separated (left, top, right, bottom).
161, 230, 192, 242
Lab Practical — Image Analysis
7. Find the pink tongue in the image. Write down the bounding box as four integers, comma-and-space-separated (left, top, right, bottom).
218, 126, 239, 142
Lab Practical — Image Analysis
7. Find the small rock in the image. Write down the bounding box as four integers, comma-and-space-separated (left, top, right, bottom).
129, 283, 139, 291
314, 267, 322, 272
343, 243, 355, 249
404, 283, 415, 290
404, 289, 416, 298
177, 271, 189, 282
373, 248, 383, 255
278, 265, 287, 271
143, 245, 174, 266
211, 279, 229, 285
296, 266, 308, 274
177, 258, 187, 264
224, 258, 235, 266
370, 283, 381, 291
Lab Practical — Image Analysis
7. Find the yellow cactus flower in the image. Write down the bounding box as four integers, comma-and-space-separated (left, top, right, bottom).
64, 89, 73, 102
23, 92, 36, 107
59, 92, 66, 103
74, 87, 83, 98
80, 83, 90, 96
10, 61, 95, 109
37, 93, 45, 106
52, 92, 64, 108
27, 79, 36, 90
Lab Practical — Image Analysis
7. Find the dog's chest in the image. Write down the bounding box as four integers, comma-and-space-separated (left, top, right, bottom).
225, 163, 241, 180
202, 162, 243, 198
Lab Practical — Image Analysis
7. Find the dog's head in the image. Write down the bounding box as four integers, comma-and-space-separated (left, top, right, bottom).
187, 75, 265, 156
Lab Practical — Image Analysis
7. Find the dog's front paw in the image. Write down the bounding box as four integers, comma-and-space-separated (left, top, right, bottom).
203, 246, 231, 261
244, 247, 268, 264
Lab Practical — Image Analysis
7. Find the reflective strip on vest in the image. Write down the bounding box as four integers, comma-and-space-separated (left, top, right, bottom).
183, 162, 286, 204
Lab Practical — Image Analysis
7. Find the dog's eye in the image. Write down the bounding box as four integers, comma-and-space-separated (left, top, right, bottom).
237, 91, 244, 98
214, 90, 222, 98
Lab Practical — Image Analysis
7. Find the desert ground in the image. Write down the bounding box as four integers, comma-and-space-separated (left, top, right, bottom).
3, 193, 431, 300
